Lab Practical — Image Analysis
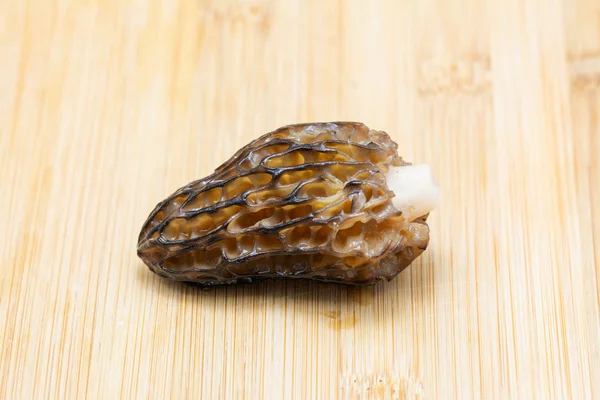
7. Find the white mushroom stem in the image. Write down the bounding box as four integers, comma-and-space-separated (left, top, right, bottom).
385, 164, 441, 222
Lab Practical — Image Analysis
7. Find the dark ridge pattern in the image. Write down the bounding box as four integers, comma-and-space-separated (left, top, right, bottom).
137, 122, 431, 286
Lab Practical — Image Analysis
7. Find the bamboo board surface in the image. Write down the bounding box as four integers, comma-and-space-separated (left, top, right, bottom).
1, 0, 599, 399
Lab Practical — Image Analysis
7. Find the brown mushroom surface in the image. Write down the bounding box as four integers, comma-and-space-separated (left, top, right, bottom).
137, 122, 439, 286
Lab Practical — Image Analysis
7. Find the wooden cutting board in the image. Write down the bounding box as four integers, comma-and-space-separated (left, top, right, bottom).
1, 0, 599, 398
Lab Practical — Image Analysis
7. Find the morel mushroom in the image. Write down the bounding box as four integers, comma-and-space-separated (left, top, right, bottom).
137, 122, 440, 286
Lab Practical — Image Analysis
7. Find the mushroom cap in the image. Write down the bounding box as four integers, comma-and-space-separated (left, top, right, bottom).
137, 122, 433, 286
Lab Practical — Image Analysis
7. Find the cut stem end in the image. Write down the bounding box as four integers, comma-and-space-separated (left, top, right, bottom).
384, 164, 441, 222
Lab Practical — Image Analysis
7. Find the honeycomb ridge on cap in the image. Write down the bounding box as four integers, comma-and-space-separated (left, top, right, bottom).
137, 122, 431, 286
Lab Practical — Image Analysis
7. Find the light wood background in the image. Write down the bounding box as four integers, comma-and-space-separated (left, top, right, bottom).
1, 0, 599, 399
